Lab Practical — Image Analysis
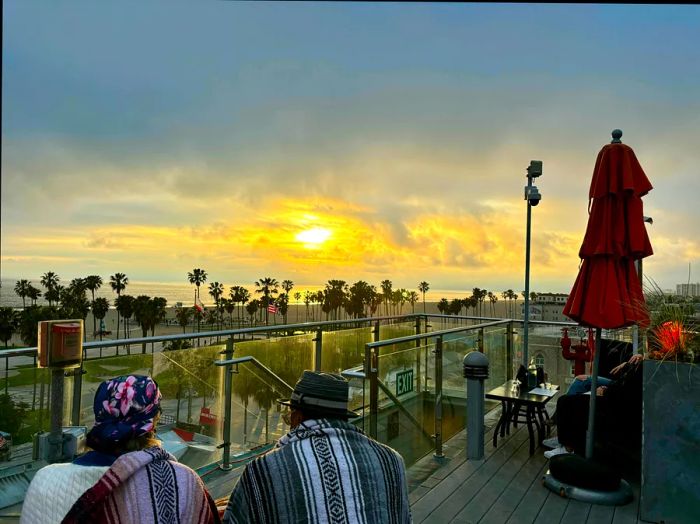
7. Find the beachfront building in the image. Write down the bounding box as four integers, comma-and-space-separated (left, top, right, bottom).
676, 282, 700, 297
521, 292, 569, 322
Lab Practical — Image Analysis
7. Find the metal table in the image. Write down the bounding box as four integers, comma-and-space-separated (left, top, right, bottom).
486, 382, 559, 455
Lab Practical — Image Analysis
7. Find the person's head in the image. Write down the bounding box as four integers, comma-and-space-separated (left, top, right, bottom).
86, 375, 162, 455
279, 371, 358, 428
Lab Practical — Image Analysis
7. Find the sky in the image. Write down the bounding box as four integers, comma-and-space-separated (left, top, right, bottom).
2, 1, 699, 295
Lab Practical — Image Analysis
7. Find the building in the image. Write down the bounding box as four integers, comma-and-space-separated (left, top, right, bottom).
676, 283, 700, 297
521, 292, 569, 322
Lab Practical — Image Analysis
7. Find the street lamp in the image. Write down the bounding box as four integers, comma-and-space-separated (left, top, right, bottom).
523, 160, 543, 367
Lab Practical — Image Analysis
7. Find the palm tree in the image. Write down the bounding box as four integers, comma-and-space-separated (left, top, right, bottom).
188, 269, 207, 333
220, 298, 232, 327
208, 281, 224, 330
0, 307, 19, 350
84, 275, 103, 337
132, 296, 153, 355
303, 291, 313, 321
238, 288, 250, 326
282, 280, 294, 295
91, 298, 110, 340
380, 280, 393, 316
187, 268, 208, 305
175, 306, 193, 334
110, 273, 129, 340
246, 299, 259, 326
255, 277, 279, 325
293, 291, 302, 322
40, 272, 60, 306
418, 281, 430, 313
408, 291, 419, 313
26, 285, 42, 306
120, 295, 135, 339
14, 280, 30, 309
487, 291, 497, 316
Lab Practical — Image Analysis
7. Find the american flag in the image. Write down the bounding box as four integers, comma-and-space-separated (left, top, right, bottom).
267, 304, 278, 314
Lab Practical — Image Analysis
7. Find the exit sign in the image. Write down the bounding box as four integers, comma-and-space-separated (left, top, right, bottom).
396, 369, 414, 396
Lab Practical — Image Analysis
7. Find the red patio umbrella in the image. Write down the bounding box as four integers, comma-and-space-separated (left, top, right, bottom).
562, 129, 653, 458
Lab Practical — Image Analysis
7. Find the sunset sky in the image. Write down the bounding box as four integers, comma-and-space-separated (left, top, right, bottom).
2, 2, 699, 294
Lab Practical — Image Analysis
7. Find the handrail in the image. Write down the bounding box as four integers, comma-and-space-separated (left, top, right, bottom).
366, 319, 511, 349
2, 314, 422, 358
216, 356, 294, 395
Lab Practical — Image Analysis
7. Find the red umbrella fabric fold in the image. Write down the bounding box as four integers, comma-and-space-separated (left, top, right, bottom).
563, 257, 649, 329
563, 140, 653, 330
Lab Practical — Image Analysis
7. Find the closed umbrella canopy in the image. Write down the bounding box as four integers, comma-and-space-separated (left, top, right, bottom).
564, 135, 653, 329
562, 129, 653, 460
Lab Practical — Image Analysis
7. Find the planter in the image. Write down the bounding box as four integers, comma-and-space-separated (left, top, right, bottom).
641, 360, 700, 523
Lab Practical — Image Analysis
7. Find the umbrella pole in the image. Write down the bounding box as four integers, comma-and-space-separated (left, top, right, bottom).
585, 327, 602, 459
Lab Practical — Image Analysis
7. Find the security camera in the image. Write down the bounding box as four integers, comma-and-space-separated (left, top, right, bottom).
524, 185, 542, 206
526, 160, 543, 178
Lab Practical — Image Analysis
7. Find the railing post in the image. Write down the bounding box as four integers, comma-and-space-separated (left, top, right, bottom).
314, 328, 323, 371
373, 321, 380, 343
434, 335, 444, 458
464, 351, 489, 460
220, 337, 234, 471
506, 321, 514, 381
70, 366, 84, 426
366, 343, 379, 439
415, 316, 422, 394
49, 368, 65, 462
478, 327, 484, 353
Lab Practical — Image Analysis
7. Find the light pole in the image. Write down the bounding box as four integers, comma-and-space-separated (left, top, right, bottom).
634, 215, 653, 353
523, 160, 542, 367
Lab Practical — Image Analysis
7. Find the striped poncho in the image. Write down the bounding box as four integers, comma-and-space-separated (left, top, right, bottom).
223, 419, 411, 524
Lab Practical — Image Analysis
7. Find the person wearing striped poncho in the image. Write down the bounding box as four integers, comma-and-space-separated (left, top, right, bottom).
223, 371, 411, 524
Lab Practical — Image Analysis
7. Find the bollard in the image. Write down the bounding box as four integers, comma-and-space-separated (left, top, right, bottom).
463, 351, 489, 460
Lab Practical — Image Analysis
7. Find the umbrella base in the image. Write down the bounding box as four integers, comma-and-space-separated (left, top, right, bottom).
543, 472, 633, 506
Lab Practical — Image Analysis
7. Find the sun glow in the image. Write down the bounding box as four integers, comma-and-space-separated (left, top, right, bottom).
296, 227, 331, 246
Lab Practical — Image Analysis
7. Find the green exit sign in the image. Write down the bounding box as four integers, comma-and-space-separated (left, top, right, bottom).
396, 369, 414, 396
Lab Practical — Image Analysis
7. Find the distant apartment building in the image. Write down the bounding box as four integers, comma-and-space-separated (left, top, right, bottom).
521, 292, 569, 322
676, 283, 700, 297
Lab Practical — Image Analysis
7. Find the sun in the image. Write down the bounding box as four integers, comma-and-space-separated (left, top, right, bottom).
295, 227, 331, 247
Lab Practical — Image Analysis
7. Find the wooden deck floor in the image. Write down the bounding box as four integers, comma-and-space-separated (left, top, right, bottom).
407, 409, 643, 524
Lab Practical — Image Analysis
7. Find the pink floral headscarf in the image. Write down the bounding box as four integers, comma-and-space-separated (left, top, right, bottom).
87, 375, 162, 450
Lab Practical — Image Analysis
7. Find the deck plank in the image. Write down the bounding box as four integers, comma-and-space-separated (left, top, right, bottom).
560, 499, 592, 523
410, 426, 514, 522
406, 402, 645, 524
504, 460, 551, 524
449, 432, 533, 523
586, 503, 615, 524
478, 437, 549, 524
420, 427, 531, 523
532, 490, 569, 524
611, 481, 641, 524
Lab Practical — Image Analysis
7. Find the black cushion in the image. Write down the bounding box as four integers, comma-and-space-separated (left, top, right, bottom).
549, 454, 621, 491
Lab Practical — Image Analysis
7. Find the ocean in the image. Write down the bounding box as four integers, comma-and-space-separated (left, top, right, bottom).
0, 279, 469, 308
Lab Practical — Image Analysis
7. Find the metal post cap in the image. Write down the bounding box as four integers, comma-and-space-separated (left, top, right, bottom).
611, 129, 623, 143
463, 351, 489, 379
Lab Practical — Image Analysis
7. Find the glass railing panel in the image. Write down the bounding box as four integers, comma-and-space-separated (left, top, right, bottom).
231, 333, 314, 388
441, 333, 475, 444
482, 326, 509, 392
373, 343, 435, 466
379, 321, 417, 343
227, 361, 292, 452
1, 360, 54, 462
321, 325, 373, 374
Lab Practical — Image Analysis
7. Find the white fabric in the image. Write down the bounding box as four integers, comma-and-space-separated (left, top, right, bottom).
20, 463, 108, 524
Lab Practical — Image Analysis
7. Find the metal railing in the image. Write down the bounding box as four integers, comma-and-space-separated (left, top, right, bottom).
362, 318, 511, 457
